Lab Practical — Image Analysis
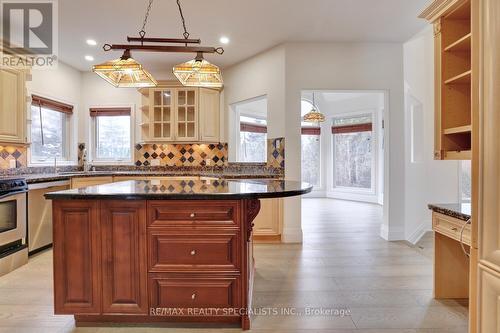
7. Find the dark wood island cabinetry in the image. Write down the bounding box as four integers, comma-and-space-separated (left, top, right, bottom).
47, 179, 310, 330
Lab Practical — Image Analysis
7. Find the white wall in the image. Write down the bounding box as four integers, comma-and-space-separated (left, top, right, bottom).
223, 45, 286, 162
27, 62, 83, 164
284, 42, 406, 241
403, 27, 459, 243
80, 72, 142, 151
224, 42, 407, 242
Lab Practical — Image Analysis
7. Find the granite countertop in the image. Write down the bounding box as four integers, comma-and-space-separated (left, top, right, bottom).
0, 170, 281, 184
428, 203, 471, 221
45, 179, 312, 200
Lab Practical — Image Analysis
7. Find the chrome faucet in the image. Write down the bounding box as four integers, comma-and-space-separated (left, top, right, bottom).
82, 148, 90, 172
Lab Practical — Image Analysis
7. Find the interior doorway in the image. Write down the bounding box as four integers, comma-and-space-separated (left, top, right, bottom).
300, 90, 386, 205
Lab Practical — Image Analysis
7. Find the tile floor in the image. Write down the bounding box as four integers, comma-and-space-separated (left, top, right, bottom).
0, 198, 468, 332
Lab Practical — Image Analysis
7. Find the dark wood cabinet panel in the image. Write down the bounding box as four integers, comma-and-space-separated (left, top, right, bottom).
101, 201, 148, 314
53, 200, 101, 314
149, 231, 239, 272
149, 274, 240, 309
148, 200, 239, 227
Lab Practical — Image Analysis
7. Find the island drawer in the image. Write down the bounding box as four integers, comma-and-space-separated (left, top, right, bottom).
149, 231, 239, 271
148, 201, 240, 227
149, 274, 240, 309
432, 212, 471, 246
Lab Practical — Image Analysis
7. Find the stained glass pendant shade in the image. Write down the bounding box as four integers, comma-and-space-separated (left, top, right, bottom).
303, 93, 326, 123
92, 50, 157, 88
173, 52, 223, 88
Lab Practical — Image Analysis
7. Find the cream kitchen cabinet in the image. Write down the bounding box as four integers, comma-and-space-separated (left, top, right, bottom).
253, 198, 283, 242
140, 84, 220, 143
477, 0, 500, 331
71, 177, 114, 189
0, 66, 27, 144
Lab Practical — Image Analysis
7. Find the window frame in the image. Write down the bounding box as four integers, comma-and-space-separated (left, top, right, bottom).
29, 94, 75, 166
331, 110, 377, 195
90, 105, 135, 165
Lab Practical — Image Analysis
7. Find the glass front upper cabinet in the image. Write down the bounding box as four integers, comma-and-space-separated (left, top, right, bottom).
175, 88, 198, 141
151, 89, 174, 141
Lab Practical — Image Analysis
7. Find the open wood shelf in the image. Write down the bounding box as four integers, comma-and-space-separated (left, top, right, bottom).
444, 33, 471, 52
444, 0, 471, 20
445, 70, 472, 84
444, 125, 472, 135
444, 150, 472, 160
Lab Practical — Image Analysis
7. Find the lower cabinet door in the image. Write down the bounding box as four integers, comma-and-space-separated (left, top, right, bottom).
53, 200, 101, 314
101, 201, 148, 314
149, 274, 240, 310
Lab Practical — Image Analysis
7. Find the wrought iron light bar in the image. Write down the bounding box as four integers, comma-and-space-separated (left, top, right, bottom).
103, 43, 224, 55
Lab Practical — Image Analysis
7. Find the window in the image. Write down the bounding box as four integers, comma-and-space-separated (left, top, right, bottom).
30, 95, 72, 163
301, 99, 322, 186
239, 115, 267, 163
301, 129, 321, 186
332, 114, 373, 190
460, 160, 472, 203
91, 107, 132, 162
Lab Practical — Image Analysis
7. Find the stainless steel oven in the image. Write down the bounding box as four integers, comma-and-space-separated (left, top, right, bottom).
0, 178, 28, 276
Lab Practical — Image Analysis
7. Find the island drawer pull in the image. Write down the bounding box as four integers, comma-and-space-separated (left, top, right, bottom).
191, 293, 196, 300
451, 227, 458, 231
190, 213, 195, 218
190, 250, 196, 256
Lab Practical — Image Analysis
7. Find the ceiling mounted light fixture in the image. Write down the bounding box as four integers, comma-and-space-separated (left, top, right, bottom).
173, 52, 223, 88
93, 49, 157, 87
94, 0, 224, 88
303, 92, 326, 123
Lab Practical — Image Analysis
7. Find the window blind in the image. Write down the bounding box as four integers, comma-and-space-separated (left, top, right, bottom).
90, 107, 131, 117
331, 123, 372, 134
31, 95, 73, 114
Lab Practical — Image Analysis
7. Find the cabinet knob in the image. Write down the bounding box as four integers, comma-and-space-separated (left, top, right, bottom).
190, 250, 196, 256
190, 213, 195, 218
191, 293, 196, 300
451, 227, 458, 231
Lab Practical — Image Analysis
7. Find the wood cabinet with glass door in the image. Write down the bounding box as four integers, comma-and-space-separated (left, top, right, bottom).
138, 82, 220, 143
175, 88, 198, 141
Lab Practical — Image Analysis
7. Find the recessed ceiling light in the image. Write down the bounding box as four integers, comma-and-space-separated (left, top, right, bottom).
86, 39, 97, 46
219, 36, 230, 44
84, 55, 94, 61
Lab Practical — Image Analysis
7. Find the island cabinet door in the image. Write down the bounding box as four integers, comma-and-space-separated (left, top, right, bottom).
53, 200, 101, 314
101, 201, 148, 314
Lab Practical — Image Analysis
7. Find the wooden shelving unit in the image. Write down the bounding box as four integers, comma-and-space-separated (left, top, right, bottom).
422, 0, 475, 160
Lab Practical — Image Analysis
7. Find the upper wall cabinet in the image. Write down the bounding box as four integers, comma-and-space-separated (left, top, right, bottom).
139, 84, 220, 144
0, 65, 27, 144
420, 0, 478, 160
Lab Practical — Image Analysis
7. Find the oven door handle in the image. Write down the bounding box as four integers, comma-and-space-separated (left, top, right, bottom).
0, 189, 28, 200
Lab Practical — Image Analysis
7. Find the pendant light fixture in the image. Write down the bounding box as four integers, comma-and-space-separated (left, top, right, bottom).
173, 52, 223, 88
94, 0, 224, 88
93, 49, 157, 87
172, 1, 223, 88
303, 92, 326, 123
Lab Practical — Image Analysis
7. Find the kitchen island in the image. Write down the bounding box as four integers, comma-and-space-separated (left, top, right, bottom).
45, 178, 311, 330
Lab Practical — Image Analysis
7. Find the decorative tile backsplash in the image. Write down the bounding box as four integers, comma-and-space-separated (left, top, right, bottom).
0, 146, 27, 169
267, 137, 285, 169
135, 143, 228, 167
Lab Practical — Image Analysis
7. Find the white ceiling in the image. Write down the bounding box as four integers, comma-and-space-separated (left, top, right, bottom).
59, 0, 430, 74
234, 97, 267, 119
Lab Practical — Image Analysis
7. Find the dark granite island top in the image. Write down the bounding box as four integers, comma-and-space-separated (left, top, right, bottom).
45, 179, 312, 200
428, 203, 471, 221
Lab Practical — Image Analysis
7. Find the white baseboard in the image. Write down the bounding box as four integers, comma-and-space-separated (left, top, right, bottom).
379, 223, 405, 241
406, 222, 432, 245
